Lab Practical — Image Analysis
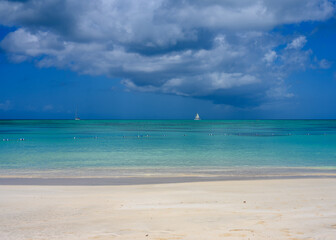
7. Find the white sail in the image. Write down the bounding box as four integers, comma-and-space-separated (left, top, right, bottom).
75, 107, 80, 120
194, 113, 201, 120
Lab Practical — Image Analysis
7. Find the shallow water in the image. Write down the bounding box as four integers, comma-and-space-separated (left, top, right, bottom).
0, 120, 336, 176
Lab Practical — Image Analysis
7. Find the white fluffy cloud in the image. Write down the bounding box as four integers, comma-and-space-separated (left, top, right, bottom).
263, 50, 277, 65
0, 0, 334, 107
286, 36, 307, 49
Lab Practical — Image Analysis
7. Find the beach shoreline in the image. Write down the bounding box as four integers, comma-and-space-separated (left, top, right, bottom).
1, 166, 336, 177
1, 174, 336, 185
1, 166, 336, 185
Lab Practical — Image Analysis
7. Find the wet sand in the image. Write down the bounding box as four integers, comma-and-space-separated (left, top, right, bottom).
1, 178, 336, 240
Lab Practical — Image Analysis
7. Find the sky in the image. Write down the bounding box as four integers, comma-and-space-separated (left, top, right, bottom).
0, 0, 336, 119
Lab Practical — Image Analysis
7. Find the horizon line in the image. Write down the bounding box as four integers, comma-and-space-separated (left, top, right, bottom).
0, 118, 336, 121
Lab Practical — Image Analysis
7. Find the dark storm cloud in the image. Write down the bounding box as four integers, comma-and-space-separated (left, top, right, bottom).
196, 84, 267, 107
0, 0, 335, 107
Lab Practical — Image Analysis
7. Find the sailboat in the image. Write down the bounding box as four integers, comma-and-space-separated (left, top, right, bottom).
194, 113, 201, 120
75, 108, 80, 120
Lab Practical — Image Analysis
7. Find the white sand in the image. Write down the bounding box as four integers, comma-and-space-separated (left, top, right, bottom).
1, 179, 336, 240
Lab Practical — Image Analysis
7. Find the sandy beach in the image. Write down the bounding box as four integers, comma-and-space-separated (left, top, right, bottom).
1, 178, 336, 240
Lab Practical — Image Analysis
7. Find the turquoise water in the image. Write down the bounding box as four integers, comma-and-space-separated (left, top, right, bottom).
0, 120, 336, 175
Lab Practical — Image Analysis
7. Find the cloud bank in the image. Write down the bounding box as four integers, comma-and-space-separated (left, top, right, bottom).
0, 0, 334, 107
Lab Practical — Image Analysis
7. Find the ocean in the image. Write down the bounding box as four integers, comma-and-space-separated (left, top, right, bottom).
1, 120, 336, 178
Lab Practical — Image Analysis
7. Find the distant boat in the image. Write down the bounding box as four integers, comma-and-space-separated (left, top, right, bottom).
75, 108, 80, 120
194, 113, 201, 120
